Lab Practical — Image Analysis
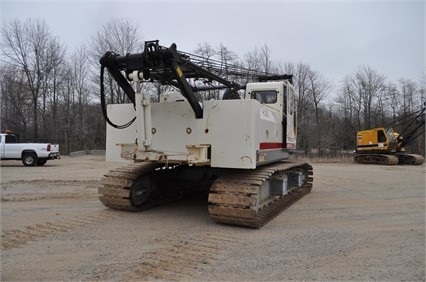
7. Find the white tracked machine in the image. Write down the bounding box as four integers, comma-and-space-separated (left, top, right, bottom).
98, 40, 313, 228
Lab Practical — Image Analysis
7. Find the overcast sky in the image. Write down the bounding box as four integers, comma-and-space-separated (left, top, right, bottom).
1, 0, 424, 85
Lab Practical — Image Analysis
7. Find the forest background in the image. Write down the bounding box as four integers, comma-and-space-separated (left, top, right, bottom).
1, 18, 424, 159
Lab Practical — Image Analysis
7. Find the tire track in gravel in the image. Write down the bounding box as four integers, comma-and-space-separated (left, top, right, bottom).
1, 212, 117, 250
1, 193, 98, 202
85, 232, 242, 281
1, 179, 99, 187
120, 233, 241, 281
1, 180, 99, 202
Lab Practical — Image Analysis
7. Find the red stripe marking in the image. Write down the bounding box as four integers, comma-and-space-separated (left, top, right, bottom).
260, 142, 285, 149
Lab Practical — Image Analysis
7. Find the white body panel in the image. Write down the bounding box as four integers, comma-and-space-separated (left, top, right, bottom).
202, 99, 259, 168
112, 99, 260, 169
106, 81, 296, 169
105, 104, 136, 162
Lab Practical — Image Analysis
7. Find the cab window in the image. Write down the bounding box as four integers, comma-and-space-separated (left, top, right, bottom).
251, 90, 277, 104
386, 128, 397, 141
5, 134, 18, 143
283, 86, 287, 114
377, 130, 386, 143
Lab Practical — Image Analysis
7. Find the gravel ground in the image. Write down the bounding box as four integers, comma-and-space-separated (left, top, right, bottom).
1, 155, 425, 281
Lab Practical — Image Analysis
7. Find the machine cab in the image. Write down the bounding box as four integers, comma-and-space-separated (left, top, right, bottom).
245, 80, 297, 150
356, 127, 398, 153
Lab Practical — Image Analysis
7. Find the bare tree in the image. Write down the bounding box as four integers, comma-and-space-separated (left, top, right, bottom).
1, 18, 65, 140
41, 37, 66, 141
192, 42, 218, 100
59, 63, 74, 153
308, 71, 330, 122
243, 47, 263, 81
335, 76, 356, 127
193, 41, 216, 68
294, 63, 315, 126
70, 45, 91, 148
399, 78, 419, 116
350, 65, 386, 129
259, 44, 274, 74
307, 70, 331, 150
0, 65, 32, 139
217, 43, 238, 79
275, 61, 295, 76
89, 18, 143, 104
383, 82, 399, 123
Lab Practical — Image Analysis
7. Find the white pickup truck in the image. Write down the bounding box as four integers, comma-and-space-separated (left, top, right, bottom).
0, 131, 60, 166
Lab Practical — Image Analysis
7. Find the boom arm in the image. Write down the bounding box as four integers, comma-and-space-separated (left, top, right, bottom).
99, 40, 243, 119
397, 106, 425, 148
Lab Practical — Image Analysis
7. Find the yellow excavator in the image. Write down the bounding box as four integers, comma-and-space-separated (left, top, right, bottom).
354, 106, 425, 165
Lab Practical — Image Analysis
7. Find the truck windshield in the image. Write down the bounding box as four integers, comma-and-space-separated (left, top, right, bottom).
251, 90, 277, 104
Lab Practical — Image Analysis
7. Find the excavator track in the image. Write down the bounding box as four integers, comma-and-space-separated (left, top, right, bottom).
208, 162, 313, 229
354, 154, 399, 165
98, 163, 159, 211
396, 153, 425, 165
99, 161, 313, 229
99, 163, 207, 212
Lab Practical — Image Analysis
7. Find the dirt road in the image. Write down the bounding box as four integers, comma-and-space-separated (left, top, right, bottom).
1, 156, 425, 281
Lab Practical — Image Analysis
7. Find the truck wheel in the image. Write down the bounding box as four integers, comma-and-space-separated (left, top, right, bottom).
22, 153, 38, 166
37, 159, 47, 166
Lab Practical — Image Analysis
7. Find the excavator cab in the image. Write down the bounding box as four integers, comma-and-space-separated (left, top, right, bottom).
391, 132, 405, 152
356, 127, 398, 154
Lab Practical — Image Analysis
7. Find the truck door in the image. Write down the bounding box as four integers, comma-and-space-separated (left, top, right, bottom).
4, 134, 19, 159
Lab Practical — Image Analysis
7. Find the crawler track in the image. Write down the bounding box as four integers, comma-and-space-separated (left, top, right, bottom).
354, 154, 399, 165
354, 153, 424, 165
99, 163, 160, 211
208, 162, 313, 229
396, 153, 425, 165
99, 162, 313, 229
99, 163, 198, 211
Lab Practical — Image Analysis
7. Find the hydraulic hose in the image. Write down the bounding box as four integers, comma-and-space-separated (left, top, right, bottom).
100, 65, 136, 129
